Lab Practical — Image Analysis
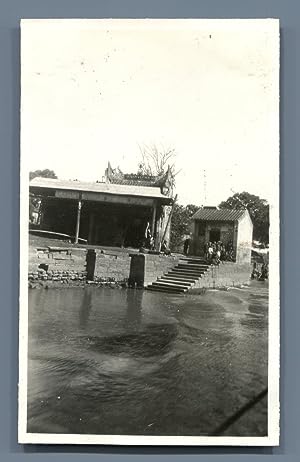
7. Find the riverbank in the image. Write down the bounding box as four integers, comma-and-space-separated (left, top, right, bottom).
28, 232, 181, 289
28, 278, 128, 290
28, 233, 132, 287
28, 233, 253, 291
28, 279, 253, 292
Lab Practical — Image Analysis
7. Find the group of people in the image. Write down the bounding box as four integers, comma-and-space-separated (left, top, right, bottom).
205, 241, 235, 264
251, 262, 269, 281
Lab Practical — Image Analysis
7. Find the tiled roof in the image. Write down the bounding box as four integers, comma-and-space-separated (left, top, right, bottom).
29, 177, 170, 201
192, 207, 247, 222
109, 178, 159, 187
123, 173, 157, 182
109, 172, 166, 187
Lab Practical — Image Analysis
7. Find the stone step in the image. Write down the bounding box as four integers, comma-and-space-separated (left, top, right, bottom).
179, 259, 209, 263
147, 286, 184, 294
163, 274, 197, 283
180, 263, 206, 268
151, 281, 187, 291
171, 268, 207, 276
146, 257, 211, 294
176, 268, 209, 274
172, 266, 208, 272
180, 258, 207, 264
148, 281, 187, 290
168, 274, 203, 281
158, 277, 193, 286
177, 263, 210, 269
176, 262, 209, 268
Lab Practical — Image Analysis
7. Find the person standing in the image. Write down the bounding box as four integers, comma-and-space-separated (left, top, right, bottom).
183, 235, 191, 255
208, 242, 213, 262
144, 222, 151, 248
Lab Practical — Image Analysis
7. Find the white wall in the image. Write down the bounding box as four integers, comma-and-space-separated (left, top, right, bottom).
236, 211, 253, 264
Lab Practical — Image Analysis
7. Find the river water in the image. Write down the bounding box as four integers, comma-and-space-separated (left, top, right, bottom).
27, 282, 268, 436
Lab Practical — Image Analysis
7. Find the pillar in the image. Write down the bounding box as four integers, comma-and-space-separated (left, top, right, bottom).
75, 199, 82, 244
151, 202, 157, 237
155, 215, 161, 250
86, 249, 96, 281
37, 197, 44, 227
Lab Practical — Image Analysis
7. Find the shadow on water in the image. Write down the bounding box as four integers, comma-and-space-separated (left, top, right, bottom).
77, 322, 178, 358
78, 288, 177, 357
248, 304, 266, 316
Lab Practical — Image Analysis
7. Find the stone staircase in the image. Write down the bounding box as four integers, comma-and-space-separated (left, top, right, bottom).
146, 256, 211, 294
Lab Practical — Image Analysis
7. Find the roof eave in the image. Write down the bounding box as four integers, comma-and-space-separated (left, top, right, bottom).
29, 184, 172, 204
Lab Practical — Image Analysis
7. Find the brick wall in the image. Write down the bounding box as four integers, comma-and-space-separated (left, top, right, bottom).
28, 247, 87, 282
94, 250, 131, 282
28, 246, 132, 284
190, 261, 252, 291
28, 247, 87, 272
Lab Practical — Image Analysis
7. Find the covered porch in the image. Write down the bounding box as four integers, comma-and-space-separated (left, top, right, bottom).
30, 177, 172, 249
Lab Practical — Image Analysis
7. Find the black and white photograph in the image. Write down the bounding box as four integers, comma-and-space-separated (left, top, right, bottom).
19, 19, 280, 445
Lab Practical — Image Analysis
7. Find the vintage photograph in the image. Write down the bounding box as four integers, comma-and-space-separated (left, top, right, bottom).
19, 19, 280, 445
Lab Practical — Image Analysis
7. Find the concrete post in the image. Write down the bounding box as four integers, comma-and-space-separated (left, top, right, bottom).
75, 199, 82, 244
37, 197, 44, 227
155, 215, 161, 250
151, 202, 157, 237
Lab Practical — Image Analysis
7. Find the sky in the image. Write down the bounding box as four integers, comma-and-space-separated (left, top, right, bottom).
21, 19, 279, 206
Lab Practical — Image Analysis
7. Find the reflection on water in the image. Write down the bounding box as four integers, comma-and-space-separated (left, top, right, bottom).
124, 289, 143, 331
78, 291, 92, 329
27, 282, 268, 436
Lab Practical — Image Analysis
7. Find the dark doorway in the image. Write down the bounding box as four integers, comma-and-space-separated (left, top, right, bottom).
209, 229, 221, 242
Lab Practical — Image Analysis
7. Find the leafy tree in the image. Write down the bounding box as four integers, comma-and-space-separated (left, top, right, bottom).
170, 203, 199, 251
219, 192, 269, 244
29, 169, 57, 180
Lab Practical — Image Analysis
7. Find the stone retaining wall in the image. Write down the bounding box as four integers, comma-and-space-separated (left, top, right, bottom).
28, 246, 251, 291
28, 247, 87, 272
28, 246, 132, 284
129, 253, 180, 288
28, 268, 87, 283
190, 261, 252, 292
94, 251, 131, 283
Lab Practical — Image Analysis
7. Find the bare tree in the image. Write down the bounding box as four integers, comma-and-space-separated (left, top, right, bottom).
137, 144, 180, 192
137, 144, 175, 175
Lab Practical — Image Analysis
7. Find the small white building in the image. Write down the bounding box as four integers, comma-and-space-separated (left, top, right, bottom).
190, 207, 253, 264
